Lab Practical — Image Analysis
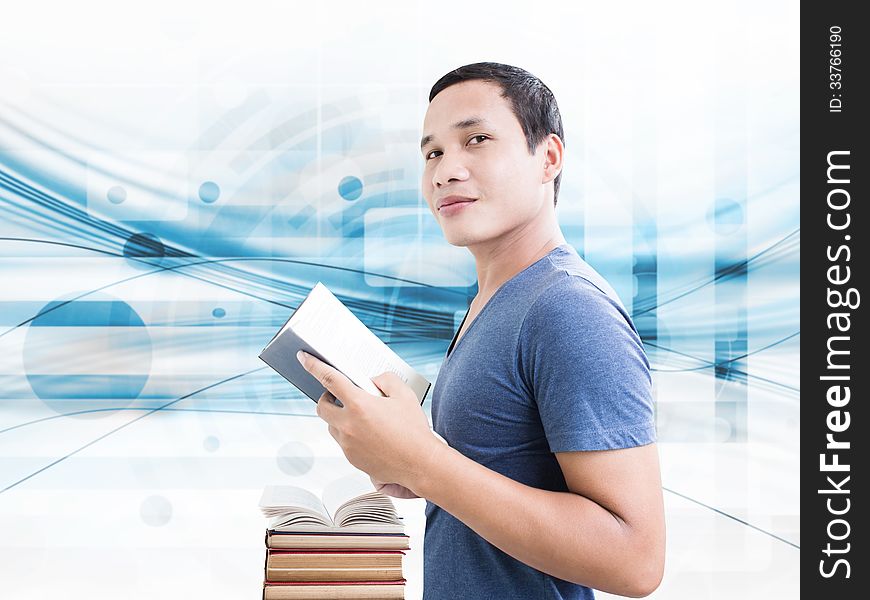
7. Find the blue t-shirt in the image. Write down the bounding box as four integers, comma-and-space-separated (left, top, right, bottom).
423, 243, 656, 600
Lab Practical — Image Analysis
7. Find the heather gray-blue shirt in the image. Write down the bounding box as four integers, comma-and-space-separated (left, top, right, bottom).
424, 243, 656, 600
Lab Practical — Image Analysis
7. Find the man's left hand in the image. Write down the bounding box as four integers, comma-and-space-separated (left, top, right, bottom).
296, 350, 439, 493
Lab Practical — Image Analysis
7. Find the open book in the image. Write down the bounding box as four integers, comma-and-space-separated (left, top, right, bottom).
259, 282, 431, 404
260, 476, 405, 535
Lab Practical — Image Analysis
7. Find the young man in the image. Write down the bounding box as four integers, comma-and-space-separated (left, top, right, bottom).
297, 62, 665, 599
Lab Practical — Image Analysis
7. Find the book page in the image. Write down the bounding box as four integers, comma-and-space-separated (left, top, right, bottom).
259, 485, 331, 524
321, 474, 403, 529
263, 292, 313, 352
289, 283, 423, 398
334, 493, 401, 527
321, 473, 380, 522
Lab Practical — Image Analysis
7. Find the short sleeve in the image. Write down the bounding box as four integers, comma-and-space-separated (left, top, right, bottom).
517, 275, 656, 452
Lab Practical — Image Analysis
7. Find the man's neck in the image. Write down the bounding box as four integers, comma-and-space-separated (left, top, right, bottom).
469, 225, 568, 301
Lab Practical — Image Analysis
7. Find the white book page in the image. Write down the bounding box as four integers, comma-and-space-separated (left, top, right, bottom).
289, 283, 418, 397
263, 295, 312, 351
321, 473, 380, 522
334, 494, 400, 527
259, 485, 331, 523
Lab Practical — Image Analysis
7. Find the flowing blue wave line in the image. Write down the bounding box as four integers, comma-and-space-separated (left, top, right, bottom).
0, 114, 181, 200
650, 331, 800, 374
0, 401, 798, 550
0, 228, 794, 346
0, 236, 799, 394
0, 366, 268, 495
0, 239, 292, 341
2, 156, 798, 349
0, 328, 801, 438
0, 398, 799, 551
0, 175, 119, 248
1, 138, 451, 314
2, 155, 797, 319
0, 167, 332, 307
0, 107, 794, 336
633, 228, 800, 315
649, 336, 800, 395
0, 405, 317, 436
0, 167, 191, 257
663, 486, 799, 550
0, 237, 458, 341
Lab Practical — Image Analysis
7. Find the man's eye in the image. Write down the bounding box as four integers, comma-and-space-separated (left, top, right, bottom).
425, 137, 486, 160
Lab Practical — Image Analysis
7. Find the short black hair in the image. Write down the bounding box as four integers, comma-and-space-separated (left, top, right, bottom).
428, 62, 565, 207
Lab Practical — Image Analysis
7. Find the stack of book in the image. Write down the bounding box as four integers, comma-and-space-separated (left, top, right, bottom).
260, 479, 409, 599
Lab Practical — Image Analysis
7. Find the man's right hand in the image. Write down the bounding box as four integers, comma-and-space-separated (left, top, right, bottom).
370, 475, 420, 499
370, 431, 448, 498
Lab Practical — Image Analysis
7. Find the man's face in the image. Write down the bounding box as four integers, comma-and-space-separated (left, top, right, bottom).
420, 80, 551, 248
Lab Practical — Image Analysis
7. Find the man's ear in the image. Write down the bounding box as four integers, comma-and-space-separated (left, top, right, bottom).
541, 133, 564, 184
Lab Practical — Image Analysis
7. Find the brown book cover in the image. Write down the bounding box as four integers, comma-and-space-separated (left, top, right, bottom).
267, 530, 410, 551
262, 580, 405, 600
269, 549, 405, 568
266, 566, 404, 583
266, 549, 404, 582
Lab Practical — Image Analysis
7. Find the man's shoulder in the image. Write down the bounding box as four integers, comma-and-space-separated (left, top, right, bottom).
524, 254, 629, 323
517, 254, 638, 347
543, 246, 626, 307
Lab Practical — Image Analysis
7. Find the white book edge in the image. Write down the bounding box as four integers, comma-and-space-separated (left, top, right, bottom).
265, 282, 430, 400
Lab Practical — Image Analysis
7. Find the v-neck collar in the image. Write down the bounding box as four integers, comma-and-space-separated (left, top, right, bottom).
444, 244, 570, 362
445, 308, 469, 360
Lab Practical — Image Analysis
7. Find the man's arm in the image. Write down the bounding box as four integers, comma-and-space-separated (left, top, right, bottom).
296, 350, 665, 596
412, 440, 665, 598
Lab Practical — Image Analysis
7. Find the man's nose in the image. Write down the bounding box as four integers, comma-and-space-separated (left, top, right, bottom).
432, 153, 470, 188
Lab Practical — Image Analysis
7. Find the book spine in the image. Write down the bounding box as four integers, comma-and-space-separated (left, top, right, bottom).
264, 580, 407, 585
266, 567, 403, 583
263, 537, 269, 600
268, 550, 405, 555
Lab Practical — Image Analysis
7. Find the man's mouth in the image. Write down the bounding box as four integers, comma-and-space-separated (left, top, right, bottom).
437, 196, 477, 210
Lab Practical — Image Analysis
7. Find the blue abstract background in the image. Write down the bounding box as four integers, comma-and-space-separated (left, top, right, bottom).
0, 1, 798, 598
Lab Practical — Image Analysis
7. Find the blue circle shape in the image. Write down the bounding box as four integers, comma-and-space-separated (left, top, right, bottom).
23, 297, 151, 416
140, 495, 173, 526
212, 307, 226, 318
107, 185, 127, 204
276, 441, 315, 476
199, 181, 221, 204
338, 176, 363, 201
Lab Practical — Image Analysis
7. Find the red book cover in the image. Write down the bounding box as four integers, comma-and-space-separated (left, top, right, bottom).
264, 580, 406, 586
268, 549, 405, 555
